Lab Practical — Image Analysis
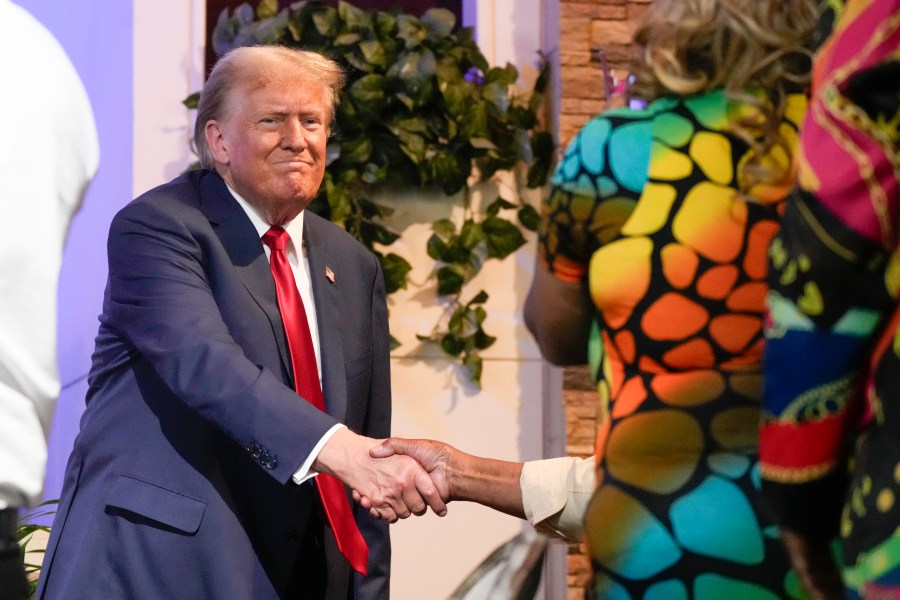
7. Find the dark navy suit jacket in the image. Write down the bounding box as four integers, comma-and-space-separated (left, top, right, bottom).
36, 170, 391, 599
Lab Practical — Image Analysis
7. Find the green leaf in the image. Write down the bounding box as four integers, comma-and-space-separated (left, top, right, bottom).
482, 215, 526, 258
390, 334, 401, 351
396, 130, 427, 164
340, 136, 373, 164
286, 19, 301, 42
461, 101, 489, 139
421, 8, 455, 37
486, 197, 516, 217
461, 353, 483, 387
484, 62, 519, 87
182, 92, 200, 109
448, 306, 480, 338
466, 239, 488, 273
441, 79, 479, 118
338, 1, 371, 30
527, 131, 555, 188
380, 253, 412, 294
334, 32, 362, 45
395, 92, 416, 111
469, 137, 498, 150
392, 48, 438, 83
466, 290, 489, 306
432, 219, 457, 239
359, 39, 388, 67
436, 59, 463, 85
436, 265, 465, 295
430, 151, 468, 195
347, 74, 387, 112
325, 179, 353, 224
391, 115, 430, 135
396, 14, 426, 48
441, 238, 470, 265
358, 197, 395, 219
458, 220, 486, 251
256, 0, 278, 20
426, 233, 448, 260
440, 333, 465, 357
311, 6, 338, 37
361, 221, 400, 247
518, 204, 540, 231
373, 11, 398, 38
474, 330, 497, 350
482, 80, 510, 114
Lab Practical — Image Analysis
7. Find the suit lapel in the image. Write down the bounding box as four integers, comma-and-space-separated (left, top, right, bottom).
199, 172, 293, 381
304, 212, 347, 421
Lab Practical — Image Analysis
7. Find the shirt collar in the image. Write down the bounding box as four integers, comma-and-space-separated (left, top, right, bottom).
225, 183, 305, 253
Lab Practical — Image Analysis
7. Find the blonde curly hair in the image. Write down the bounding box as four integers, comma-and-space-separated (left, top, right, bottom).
630, 0, 818, 192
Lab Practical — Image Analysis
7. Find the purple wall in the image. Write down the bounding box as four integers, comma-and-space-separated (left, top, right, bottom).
13, 0, 134, 503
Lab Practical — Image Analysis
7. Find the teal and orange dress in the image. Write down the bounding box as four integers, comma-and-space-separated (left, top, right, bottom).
538, 89, 809, 599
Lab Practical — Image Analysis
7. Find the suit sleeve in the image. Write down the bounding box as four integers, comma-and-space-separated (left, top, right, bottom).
103, 199, 338, 484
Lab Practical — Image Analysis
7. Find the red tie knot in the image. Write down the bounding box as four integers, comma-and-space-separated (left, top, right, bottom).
262, 226, 290, 252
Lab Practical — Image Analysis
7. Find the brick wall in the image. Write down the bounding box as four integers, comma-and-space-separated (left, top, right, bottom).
562, 366, 596, 599
556, 1, 649, 597
558, 0, 650, 146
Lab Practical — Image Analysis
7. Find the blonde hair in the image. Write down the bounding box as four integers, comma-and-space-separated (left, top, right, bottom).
630, 0, 817, 191
193, 46, 346, 170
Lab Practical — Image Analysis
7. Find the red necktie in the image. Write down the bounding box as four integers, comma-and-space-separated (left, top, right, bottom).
262, 226, 369, 576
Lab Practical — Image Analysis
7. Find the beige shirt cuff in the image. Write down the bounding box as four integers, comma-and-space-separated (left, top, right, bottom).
520, 455, 595, 542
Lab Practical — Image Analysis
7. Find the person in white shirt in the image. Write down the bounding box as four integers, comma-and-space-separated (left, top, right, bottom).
0, 2, 99, 597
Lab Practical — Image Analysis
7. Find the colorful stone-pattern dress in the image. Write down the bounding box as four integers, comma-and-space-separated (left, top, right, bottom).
539, 89, 809, 599
760, 0, 900, 596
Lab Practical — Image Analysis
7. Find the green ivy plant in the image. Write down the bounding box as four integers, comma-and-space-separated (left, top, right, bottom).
187, 0, 553, 386
16, 500, 57, 599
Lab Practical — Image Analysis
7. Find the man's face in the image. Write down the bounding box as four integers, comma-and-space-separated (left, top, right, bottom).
207, 67, 330, 223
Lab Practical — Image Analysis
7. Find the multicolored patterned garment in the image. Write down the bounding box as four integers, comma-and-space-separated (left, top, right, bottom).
539, 89, 809, 599
760, 0, 900, 596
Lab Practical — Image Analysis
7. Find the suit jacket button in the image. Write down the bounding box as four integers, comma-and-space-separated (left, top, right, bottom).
286, 528, 299, 543
265, 458, 277, 470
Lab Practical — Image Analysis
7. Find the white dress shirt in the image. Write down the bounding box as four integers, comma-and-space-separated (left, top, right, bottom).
228, 186, 343, 484
520, 455, 596, 541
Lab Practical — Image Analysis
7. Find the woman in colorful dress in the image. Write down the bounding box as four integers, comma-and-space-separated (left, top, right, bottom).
523, 0, 818, 597
760, 0, 900, 598
362, 0, 827, 597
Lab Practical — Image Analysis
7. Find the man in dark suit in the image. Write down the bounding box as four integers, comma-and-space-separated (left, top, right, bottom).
35, 45, 445, 600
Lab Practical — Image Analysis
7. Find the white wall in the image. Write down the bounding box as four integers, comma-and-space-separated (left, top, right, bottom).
387, 2, 565, 598
133, 0, 205, 196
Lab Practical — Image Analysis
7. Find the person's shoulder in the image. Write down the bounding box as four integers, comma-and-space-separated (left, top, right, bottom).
115, 170, 209, 223
132, 170, 206, 206
570, 102, 659, 148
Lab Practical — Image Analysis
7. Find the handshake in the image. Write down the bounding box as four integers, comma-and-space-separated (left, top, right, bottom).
313, 429, 526, 524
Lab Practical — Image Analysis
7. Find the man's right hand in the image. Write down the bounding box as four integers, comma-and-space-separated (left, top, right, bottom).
367, 438, 452, 503
313, 428, 447, 523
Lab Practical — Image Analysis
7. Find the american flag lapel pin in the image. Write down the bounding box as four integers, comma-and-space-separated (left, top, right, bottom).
325, 266, 335, 283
